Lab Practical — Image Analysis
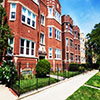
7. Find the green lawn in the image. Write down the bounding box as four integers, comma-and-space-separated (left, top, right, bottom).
67, 86, 100, 100
51, 71, 81, 78
13, 77, 59, 94
85, 72, 100, 88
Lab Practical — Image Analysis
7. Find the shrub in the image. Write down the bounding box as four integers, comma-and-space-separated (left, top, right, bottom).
35, 59, 51, 77
1, 61, 17, 86
69, 63, 80, 71
78, 66, 85, 72
0, 67, 3, 81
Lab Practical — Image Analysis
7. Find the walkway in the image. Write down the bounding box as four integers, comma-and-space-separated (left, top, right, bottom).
84, 84, 100, 90
20, 70, 98, 100
0, 85, 17, 100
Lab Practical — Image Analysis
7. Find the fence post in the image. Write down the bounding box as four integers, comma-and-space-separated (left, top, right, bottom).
48, 65, 50, 85
57, 64, 59, 81
18, 62, 21, 97
10, 61, 13, 88
36, 75, 38, 90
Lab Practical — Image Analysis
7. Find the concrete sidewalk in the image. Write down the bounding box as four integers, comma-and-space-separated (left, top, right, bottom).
0, 85, 17, 100
20, 70, 98, 100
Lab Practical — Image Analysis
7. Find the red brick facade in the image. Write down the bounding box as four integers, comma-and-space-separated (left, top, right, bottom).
62, 15, 80, 68
3, 0, 80, 72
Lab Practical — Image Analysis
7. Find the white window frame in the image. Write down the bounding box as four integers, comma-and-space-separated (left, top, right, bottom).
69, 27, 73, 34
48, 7, 53, 17
49, 27, 53, 38
49, 48, 53, 59
7, 38, 14, 55
55, 9, 61, 23
40, 33, 45, 45
20, 38, 35, 57
55, 28, 61, 41
10, 3, 16, 21
21, 6, 36, 29
55, 48, 61, 59
66, 38, 68, 46
41, 14, 45, 26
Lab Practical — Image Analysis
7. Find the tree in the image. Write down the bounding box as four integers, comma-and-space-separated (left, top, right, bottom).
0, 5, 12, 64
86, 23, 100, 65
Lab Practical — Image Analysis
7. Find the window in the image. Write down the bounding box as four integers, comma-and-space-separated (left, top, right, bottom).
79, 56, 80, 62
78, 45, 80, 51
75, 32, 77, 39
55, 9, 61, 23
40, 33, 45, 44
66, 53, 69, 61
20, 39, 25, 54
49, 27, 52, 38
66, 38, 68, 46
10, 3, 16, 20
26, 40, 30, 55
78, 33, 80, 40
20, 39, 35, 56
48, 8, 53, 17
75, 55, 77, 62
27, 11, 31, 25
75, 44, 77, 50
49, 48, 53, 58
55, 28, 61, 41
41, 14, 45, 26
8, 38, 14, 55
70, 39, 73, 48
70, 53, 73, 61
21, 6, 36, 28
66, 24, 68, 32
69, 27, 73, 34
55, 49, 61, 59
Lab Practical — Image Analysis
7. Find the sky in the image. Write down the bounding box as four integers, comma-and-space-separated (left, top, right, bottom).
59, 0, 100, 36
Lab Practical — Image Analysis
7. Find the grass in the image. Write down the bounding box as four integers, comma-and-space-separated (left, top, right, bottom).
85, 72, 100, 88
51, 71, 81, 78
67, 86, 100, 100
13, 76, 59, 94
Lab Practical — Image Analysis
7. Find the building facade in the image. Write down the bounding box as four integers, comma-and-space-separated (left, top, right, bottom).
80, 33, 86, 63
2, 0, 81, 72
3, 0, 62, 72
62, 15, 80, 69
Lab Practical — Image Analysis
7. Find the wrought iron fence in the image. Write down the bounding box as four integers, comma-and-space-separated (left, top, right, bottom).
10, 61, 87, 97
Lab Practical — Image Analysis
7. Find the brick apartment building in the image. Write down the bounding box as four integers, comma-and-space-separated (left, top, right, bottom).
2, 0, 80, 72
62, 15, 80, 69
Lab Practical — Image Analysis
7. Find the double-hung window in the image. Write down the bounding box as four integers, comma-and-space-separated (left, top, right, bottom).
66, 24, 68, 32
49, 27, 52, 38
55, 9, 61, 23
32, 14, 36, 27
70, 39, 73, 48
55, 49, 61, 59
41, 14, 45, 26
48, 8, 53, 17
20, 39, 35, 56
70, 27, 73, 34
40, 33, 45, 45
75, 44, 77, 50
22, 7, 26, 23
75, 32, 77, 39
8, 38, 14, 55
27, 11, 31, 25
10, 3, 16, 20
66, 53, 69, 61
70, 53, 73, 61
66, 38, 68, 46
49, 48, 53, 58
75, 55, 77, 62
